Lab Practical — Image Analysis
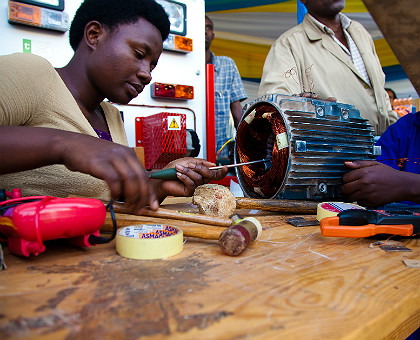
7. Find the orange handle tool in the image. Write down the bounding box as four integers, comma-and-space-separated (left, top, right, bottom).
320, 216, 414, 238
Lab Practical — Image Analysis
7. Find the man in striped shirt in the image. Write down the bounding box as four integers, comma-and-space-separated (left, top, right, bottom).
206, 15, 247, 160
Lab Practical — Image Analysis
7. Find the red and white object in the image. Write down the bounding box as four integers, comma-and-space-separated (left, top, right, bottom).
136, 112, 187, 169
317, 202, 364, 222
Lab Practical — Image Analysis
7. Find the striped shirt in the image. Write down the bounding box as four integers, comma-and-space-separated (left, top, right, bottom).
210, 51, 247, 158
307, 13, 371, 86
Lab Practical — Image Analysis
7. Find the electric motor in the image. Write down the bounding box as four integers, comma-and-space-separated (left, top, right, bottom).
234, 94, 380, 200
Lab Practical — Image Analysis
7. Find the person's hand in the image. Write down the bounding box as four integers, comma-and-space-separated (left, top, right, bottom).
0, 126, 159, 213
152, 157, 228, 201
342, 160, 420, 207
293, 92, 337, 102
60, 133, 159, 213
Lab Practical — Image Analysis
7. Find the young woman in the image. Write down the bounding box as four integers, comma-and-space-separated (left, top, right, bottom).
0, 0, 227, 213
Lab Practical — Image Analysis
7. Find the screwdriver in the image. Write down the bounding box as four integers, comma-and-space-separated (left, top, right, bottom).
150, 158, 270, 180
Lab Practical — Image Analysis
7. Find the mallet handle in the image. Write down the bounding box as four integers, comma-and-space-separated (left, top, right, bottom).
112, 203, 232, 227
102, 212, 226, 240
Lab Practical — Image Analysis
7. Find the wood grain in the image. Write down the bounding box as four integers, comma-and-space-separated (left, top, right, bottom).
0, 204, 419, 340
235, 197, 318, 213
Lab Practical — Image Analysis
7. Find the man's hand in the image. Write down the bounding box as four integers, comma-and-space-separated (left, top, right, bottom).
152, 157, 228, 201
342, 160, 420, 207
294, 92, 337, 102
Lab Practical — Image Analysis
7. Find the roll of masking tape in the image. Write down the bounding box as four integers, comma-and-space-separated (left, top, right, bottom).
116, 224, 183, 260
317, 202, 364, 222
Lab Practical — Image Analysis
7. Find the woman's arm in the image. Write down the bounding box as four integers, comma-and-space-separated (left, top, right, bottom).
0, 126, 159, 212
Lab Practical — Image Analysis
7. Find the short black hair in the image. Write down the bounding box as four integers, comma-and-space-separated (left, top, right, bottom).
205, 15, 213, 25
69, 0, 170, 51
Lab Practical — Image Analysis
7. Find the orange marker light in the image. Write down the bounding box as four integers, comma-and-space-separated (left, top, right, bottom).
163, 34, 193, 53
9, 2, 41, 26
8, 0, 69, 32
174, 84, 194, 99
174, 36, 193, 52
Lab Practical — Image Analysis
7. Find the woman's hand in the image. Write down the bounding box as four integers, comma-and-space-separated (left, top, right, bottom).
59, 132, 159, 213
152, 157, 228, 202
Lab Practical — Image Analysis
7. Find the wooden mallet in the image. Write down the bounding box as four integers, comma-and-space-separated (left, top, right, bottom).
101, 209, 262, 256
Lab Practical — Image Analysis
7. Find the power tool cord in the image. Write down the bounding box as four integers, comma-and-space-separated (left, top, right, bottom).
88, 199, 117, 245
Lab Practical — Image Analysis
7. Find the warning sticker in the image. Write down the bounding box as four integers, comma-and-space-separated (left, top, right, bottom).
168, 116, 181, 130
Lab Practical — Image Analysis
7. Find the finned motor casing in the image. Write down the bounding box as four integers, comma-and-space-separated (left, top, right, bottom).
234, 94, 380, 200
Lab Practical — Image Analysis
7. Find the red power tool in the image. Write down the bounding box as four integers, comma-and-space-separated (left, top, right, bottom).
0, 189, 113, 257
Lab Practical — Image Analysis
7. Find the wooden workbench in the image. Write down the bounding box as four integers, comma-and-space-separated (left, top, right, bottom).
0, 202, 419, 340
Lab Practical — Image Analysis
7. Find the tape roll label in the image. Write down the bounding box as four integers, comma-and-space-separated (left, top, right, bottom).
119, 225, 180, 239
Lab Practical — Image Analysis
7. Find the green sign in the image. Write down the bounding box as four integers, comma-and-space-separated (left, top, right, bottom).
23, 39, 31, 53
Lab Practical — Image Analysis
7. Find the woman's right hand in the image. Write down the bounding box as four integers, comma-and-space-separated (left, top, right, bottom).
0, 126, 159, 213
60, 132, 159, 213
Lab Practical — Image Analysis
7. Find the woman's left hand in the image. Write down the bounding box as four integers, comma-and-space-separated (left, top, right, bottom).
152, 157, 228, 201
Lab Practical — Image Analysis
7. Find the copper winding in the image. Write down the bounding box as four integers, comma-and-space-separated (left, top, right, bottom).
236, 103, 289, 198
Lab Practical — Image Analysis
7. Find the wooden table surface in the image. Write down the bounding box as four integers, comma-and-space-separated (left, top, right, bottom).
0, 202, 419, 340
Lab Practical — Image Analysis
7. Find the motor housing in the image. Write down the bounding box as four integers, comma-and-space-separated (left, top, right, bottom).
235, 94, 380, 200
